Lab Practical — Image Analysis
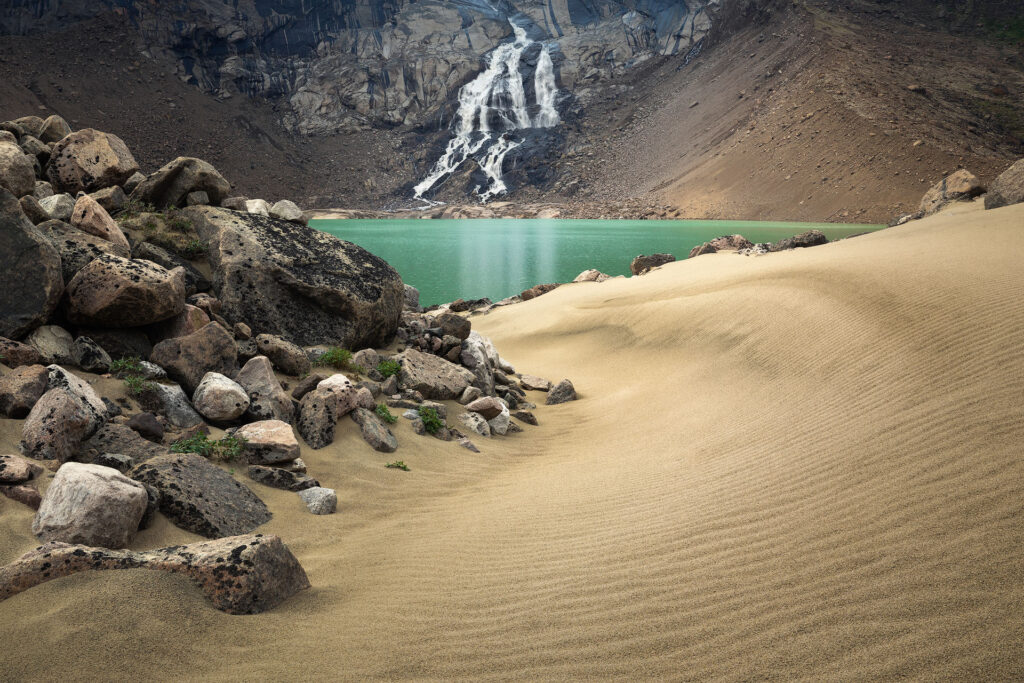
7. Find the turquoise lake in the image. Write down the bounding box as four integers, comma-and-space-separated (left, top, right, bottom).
313, 218, 882, 306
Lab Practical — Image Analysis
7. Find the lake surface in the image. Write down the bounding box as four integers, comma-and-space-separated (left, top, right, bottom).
313, 218, 882, 306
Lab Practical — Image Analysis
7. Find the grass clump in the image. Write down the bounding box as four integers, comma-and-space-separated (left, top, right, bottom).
314, 347, 362, 372
119, 198, 157, 219
122, 374, 156, 396
180, 238, 207, 260
171, 432, 247, 462
375, 403, 397, 424
110, 356, 145, 376
418, 406, 444, 434
385, 460, 410, 471
377, 358, 401, 378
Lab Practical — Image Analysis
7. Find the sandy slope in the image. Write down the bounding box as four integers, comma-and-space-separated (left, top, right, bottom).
2, 202, 1023, 680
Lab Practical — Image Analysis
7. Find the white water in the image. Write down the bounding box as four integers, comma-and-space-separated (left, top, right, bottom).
414, 24, 560, 203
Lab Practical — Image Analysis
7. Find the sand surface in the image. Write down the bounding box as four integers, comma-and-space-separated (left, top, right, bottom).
2, 202, 1023, 680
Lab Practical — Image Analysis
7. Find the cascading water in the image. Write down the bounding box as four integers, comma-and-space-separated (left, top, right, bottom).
414, 24, 560, 203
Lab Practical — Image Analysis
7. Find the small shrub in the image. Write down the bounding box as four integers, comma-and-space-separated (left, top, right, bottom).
119, 198, 156, 219
377, 359, 401, 378
375, 403, 397, 424
110, 356, 144, 376
385, 460, 410, 471
171, 432, 247, 462
167, 210, 193, 233
122, 374, 156, 396
418, 406, 443, 434
180, 238, 207, 260
315, 347, 355, 370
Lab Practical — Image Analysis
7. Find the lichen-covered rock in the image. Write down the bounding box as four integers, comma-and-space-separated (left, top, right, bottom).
0, 141, 35, 198
254, 334, 311, 377
67, 255, 186, 328
38, 218, 130, 283
192, 372, 249, 422
76, 327, 152, 361
350, 407, 398, 453
235, 355, 293, 423
0, 533, 309, 614
150, 322, 237, 395
133, 241, 211, 296
246, 465, 319, 491
147, 304, 211, 344
0, 364, 48, 418
130, 453, 271, 538
46, 128, 139, 194
0, 189, 64, 340
20, 366, 108, 463
546, 379, 578, 405
130, 157, 231, 209
72, 336, 112, 373
984, 158, 1024, 210
397, 348, 474, 400
70, 194, 131, 250
235, 419, 300, 465
32, 462, 148, 548
298, 487, 337, 515
296, 387, 340, 449
79, 423, 168, 464
144, 382, 204, 428
920, 169, 985, 215
184, 206, 404, 348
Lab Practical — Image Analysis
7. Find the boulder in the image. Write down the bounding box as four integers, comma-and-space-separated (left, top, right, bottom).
149, 322, 237, 395
350, 407, 398, 453
459, 386, 483, 405
512, 409, 538, 426
93, 453, 134, 472
0, 364, 49, 418
0, 141, 35, 198
0, 338, 44, 368
19, 195, 49, 224
25, 325, 75, 364
0, 484, 42, 509
183, 206, 404, 348
291, 373, 325, 401
20, 366, 108, 463
519, 374, 552, 392
0, 190, 64, 340
398, 348, 474, 400
46, 128, 139, 194
32, 462, 147, 548
76, 327, 151, 361
133, 241, 211, 295
269, 199, 304, 222
20, 135, 50, 165
920, 169, 985, 215
186, 190, 210, 206
0, 533, 309, 614
573, 269, 611, 283
67, 255, 186, 328
631, 253, 676, 275
487, 403, 511, 436
69, 194, 131, 250
298, 487, 337, 515
88, 185, 127, 214
33, 181, 53, 200
254, 334, 311, 377
38, 193, 75, 221
984, 158, 1024, 210
236, 355, 293, 423
296, 387, 340, 449
404, 284, 421, 312
465, 396, 504, 420
126, 413, 164, 444
246, 465, 319, 491
434, 311, 471, 340
130, 157, 230, 209
122, 171, 146, 194
38, 218, 130, 283
234, 420, 300, 465
72, 336, 112, 373
37, 115, 71, 144
245, 199, 270, 216
459, 334, 496, 396
688, 234, 754, 258
78, 422, 169, 465
520, 283, 560, 300
143, 382, 204, 428
0, 454, 43, 484
192, 372, 249, 422
147, 304, 211, 343
130, 453, 271, 538
458, 412, 491, 438
546, 379, 578, 405
771, 230, 829, 252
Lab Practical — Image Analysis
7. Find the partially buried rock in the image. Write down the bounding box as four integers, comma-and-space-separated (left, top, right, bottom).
573, 269, 611, 283
149, 322, 237, 395
72, 336, 112, 373
487, 403, 511, 436
458, 412, 491, 438
350, 407, 398, 453
32, 462, 147, 548
236, 355, 293, 423
0, 454, 42, 484
130, 156, 231, 209
234, 420, 300, 465
130, 453, 271, 538
247, 465, 319, 492
80, 423, 167, 463
920, 169, 985, 215
0, 364, 49, 418
0, 484, 41, 509
192, 372, 249, 422
397, 348, 474, 400
546, 379, 578, 405
519, 374, 552, 392
465, 396, 504, 420
771, 230, 828, 252
298, 487, 337, 515
0, 533, 309, 614
255, 334, 311, 377
46, 128, 139, 194
66, 255, 186, 328
984, 158, 1024, 210
631, 253, 675, 275
512, 410, 538, 426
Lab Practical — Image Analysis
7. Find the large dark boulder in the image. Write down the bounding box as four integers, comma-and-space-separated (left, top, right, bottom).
46, 128, 139, 194
184, 206, 404, 348
0, 189, 64, 340
770, 230, 829, 252
130, 157, 231, 209
130, 453, 271, 539
65, 254, 186, 328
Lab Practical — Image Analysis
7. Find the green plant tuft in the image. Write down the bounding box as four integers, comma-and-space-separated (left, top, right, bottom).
180, 238, 207, 259
418, 406, 443, 434
110, 356, 144, 376
377, 358, 401, 378
171, 432, 247, 462
385, 460, 410, 471
122, 374, 156, 396
375, 402, 397, 424
315, 347, 357, 371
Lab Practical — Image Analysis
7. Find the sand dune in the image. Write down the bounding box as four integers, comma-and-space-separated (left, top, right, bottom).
2, 202, 1023, 680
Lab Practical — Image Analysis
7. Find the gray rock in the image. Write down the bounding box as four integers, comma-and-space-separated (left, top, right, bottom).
244, 198, 270, 216
985, 158, 1024, 210
37, 115, 71, 144
381, 374, 399, 395
511, 410, 538, 426
25, 325, 75, 364
46, 128, 139, 194
296, 387, 339, 449
20, 365, 108, 463
122, 171, 146, 194
457, 437, 480, 453
32, 462, 148, 548
350, 407, 398, 453
458, 412, 491, 438
397, 348, 474, 400
458, 386, 483, 405
93, 453, 134, 472
149, 322, 237, 395
236, 355, 293, 423
130, 453, 271, 538
235, 419, 300, 465
146, 382, 204, 428
186, 190, 210, 206
0, 190, 64, 340
298, 486, 337, 515
0, 364, 49, 418
133, 241, 211, 296
79, 423, 168, 464
269, 199, 304, 223
403, 284, 421, 312
246, 465, 319, 491
33, 181, 53, 200
192, 372, 249, 422
126, 412, 164, 443
88, 185, 127, 214
771, 230, 829, 252
630, 253, 676, 275
72, 336, 112, 373
129, 156, 230, 209
546, 379, 578, 405
487, 403, 511, 436
38, 193, 75, 221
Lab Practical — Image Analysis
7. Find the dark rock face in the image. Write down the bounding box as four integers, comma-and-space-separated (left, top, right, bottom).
0, 534, 310, 614
771, 230, 829, 252
37, 219, 131, 284
130, 453, 272, 539
246, 465, 319, 492
130, 156, 231, 209
186, 206, 404, 348
150, 322, 238, 395
0, 189, 64, 340
631, 253, 676, 275
78, 423, 169, 464
45, 128, 139, 194
133, 241, 211, 296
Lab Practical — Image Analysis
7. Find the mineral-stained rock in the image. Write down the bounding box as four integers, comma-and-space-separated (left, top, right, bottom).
984, 158, 1024, 210
770, 230, 829, 252
79, 423, 168, 464
546, 379, 578, 405
126, 413, 164, 443
0, 454, 43, 484
130, 453, 271, 538
465, 396, 504, 420
0, 141, 35, 198
0, 189, 64, 340
236, 355, 293, 423
255, 334, 311, 376
235, 419, 300, 465
296, 387, 340, 449
32, 462, 147, 548
46, 128, 139, 194
631, 253, 676, 275
37, 218, 130, 283
298, 487, 337, 515
0, 364, 49, 418
133, 241, 211, 296
192, 372, 249, 422
38, 193, 75, 222
150, 322, 237, 395
0, 337, 44, 368
458, 412, 490, 438
246, 465, 319, 491
70, 195, 131, 250
920, 169, 985, 215
350, 407, 398, 453
25, 325, 75, 364
144, 382, 204, 428
398, 348, 474, 400
72, 336, 112, 373
183, 206, 404, 348
0, 533, 309, 614
67, 255, 186, 328
129, 156, 231, 209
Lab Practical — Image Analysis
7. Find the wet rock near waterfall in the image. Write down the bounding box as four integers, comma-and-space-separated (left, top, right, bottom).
130, 453, 271, 538
184, 206, 404, 349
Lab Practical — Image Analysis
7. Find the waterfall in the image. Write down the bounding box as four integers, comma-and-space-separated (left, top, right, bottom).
414, 24, 560, 203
